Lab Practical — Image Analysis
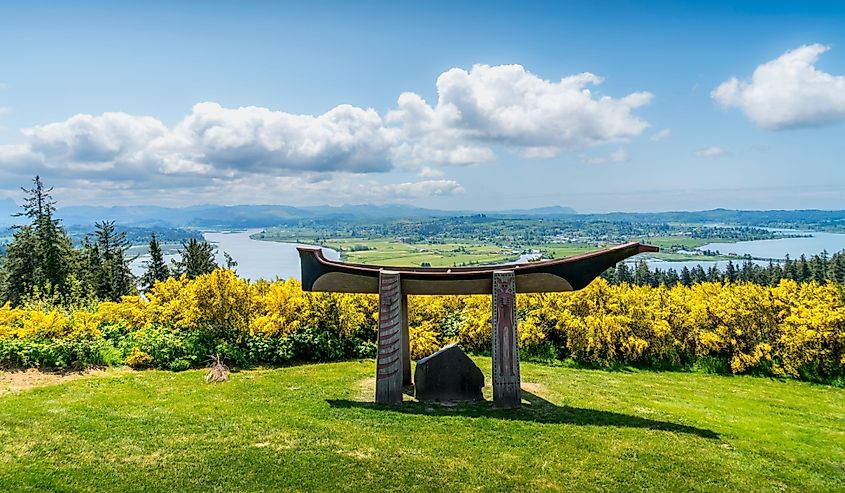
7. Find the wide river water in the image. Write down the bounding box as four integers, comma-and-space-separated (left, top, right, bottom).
130, 229, 845, 280
130, 229, 339, 281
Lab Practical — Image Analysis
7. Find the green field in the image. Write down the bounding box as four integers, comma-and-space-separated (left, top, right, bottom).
1, 359, 843, 492
255, 228, 741, 267
325, 238, 515, 267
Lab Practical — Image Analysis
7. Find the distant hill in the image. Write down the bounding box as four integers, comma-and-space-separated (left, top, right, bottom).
53, 203, 579, 227
43, 203, 845, 231
493, 205, 578, 216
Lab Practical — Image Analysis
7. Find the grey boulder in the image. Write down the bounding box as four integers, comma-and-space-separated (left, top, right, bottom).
414, 344, 484, 402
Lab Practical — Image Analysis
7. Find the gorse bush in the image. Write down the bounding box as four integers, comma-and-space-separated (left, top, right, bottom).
0, 270, 843, 385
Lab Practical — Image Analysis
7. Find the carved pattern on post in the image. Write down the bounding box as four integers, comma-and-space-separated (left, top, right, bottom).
376, 271, 404, 404
401, 294, 411, 387
492, 270, 521, 408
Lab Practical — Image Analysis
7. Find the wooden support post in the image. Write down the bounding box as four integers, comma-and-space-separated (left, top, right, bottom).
401, 294, 411, 387
492, 270, 521, 409
376, 271, 404, 404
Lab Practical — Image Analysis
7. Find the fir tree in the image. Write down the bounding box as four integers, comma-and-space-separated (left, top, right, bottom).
614, 262, 632, 284
141, 233, 170, 291
766, 261, 783, 286
782, 254, 795, 280
797, 255, 812, 283
0, 226, 40, 304
634, 260, 651, 286
691, 265, 707, 283
706, 265, 721, 282
173, 238, 217, 279
0, 176, 77, 305
680, 266, 692, 286
833, 253, 845, 284
724, 260, 737, 283
84, 221, 135, 301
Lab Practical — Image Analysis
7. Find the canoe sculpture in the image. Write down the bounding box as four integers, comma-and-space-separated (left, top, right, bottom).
298, 241, 658, 295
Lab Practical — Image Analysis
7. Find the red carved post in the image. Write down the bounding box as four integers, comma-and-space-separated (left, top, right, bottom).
492, 270, 521, 409
376, 271, 404, 404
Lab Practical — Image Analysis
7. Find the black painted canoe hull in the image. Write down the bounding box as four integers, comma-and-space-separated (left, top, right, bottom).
298, 242, 658, 295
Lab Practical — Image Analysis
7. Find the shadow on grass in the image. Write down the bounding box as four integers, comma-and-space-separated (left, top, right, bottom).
327, 390, 719, 440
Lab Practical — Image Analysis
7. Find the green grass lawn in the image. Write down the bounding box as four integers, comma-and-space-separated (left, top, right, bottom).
2, 359, 843, 492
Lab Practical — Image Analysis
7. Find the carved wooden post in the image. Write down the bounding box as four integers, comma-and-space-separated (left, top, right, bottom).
376, 271, 404, 404
401, 294, 411, 387
492, 270, 521, 409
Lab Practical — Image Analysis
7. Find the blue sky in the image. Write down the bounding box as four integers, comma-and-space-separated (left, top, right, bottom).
1, 1, 844, 212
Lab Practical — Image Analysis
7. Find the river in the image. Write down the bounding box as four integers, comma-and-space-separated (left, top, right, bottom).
642, 230, 845, 271
130, 229, 339, 281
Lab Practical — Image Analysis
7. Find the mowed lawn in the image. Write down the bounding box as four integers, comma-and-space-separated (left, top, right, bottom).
1, 359, 843, 492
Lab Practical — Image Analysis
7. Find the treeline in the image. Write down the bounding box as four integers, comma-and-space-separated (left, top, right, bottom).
604, 252, 845, 287
0, 177, 230, 307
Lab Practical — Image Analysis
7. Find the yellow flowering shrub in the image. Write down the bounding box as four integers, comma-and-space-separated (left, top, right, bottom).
0, 303, 24, 339
409, 320, 440, 359
125, 347, 153, 368
1, 270, 843, 383
250, 279, 308, 336
21, 310, 70, 339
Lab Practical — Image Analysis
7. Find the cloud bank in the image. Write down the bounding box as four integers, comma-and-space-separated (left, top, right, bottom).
712, 44, 845, 130
0, 64, 654, 202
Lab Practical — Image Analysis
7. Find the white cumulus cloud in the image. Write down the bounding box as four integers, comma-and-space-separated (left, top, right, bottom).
418, 166, 445, 178
159, 102, 399, 175
712, 44, 845, 129
388, 64, 652, 164
0, 64, 657, 202
695, 146, 727, 158
22, 112, 168, 175
0, 103, 401, 186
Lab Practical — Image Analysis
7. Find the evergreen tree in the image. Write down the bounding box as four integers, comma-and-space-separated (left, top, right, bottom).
141, 233, 170, 291
680, 266, 692, 286
173, 238, 217, 279
797, 255, 811, 283
706, 265, 721, 282
783, 254, 795, 280
724, 260, 737, 283
634, 260, 651, 286
0, 176, 77, 305
766, 261, 783, 286
662, 268, 679, 287
740, 260, 754, 283
223, 251, 238, 271
691, 265, 707, 283
812, 250, 828, 283
0, 226, 40, 304
614, 262, 632, 284
84, 221, 135, 301
833, 253, 845, 284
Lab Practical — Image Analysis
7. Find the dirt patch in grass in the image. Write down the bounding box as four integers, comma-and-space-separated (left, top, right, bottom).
521, 381, 548, 396
0, 368, 122, 396
358, 377, 376, 399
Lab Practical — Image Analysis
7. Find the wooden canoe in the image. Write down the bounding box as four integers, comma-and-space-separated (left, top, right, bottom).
298, 242, 658, 295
